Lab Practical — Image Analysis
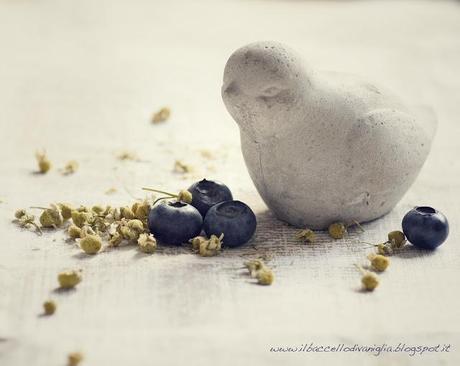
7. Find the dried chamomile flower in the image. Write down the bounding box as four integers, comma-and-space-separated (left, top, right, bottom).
361, 272, 379, 291
35, 150, 51, 173
376, 243, 393, 256
71, 210, 92, 228
127, 219, 144, 231
61, 160, 78, 175
58, 270, 82, 289
104, 207, 121, 223
191, 236, 207, 251
80, 234, 102, 255
388, 230, 406, 249
68, 225, 82, 239
91, 205, 105, 215
14, 210, 42, 234
80, 225, 96, 237
91, 215, 108, 232
15, 209, 27, 219
67, 352, 83, 366
295, 228, 316, 243
355, 264, 379, 291
328, 222, 347, 239
138, 233, 157, 254
368, 253, 390, 272
117, 151, 139, 161
120, 206, 135, 219
199, 234, 223, 257
58, 203, 73, 221
43, 300, 56, 315
152, 106, 171, 124
199, 149, 215, 160
256, 267, 274, 286
105, 187, 117, 195
244, 259, 267, 278
177, 189, 192, 204
173, 160, 193, 174
39, 205, 63, 228
132, 200, 150, 221
109, 231, 123, 247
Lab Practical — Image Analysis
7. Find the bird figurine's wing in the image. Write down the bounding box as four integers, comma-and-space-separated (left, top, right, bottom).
346, 108, 433, 195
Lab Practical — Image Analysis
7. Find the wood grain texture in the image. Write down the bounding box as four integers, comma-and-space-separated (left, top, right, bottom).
0, 0, 459, 365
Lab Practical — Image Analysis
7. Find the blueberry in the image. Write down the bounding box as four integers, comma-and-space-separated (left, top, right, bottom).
203, 200, 256, 247
148, 201, 202, 245
188, 179, 233, 217
402, 206, 449, 250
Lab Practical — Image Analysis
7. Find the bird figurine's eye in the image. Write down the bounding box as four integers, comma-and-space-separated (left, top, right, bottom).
260, 85, 283, 98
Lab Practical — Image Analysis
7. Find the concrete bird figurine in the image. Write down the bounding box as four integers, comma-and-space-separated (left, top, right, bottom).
222, 41, 436, 229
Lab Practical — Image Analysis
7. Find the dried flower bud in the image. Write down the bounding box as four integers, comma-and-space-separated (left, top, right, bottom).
244, 259, 266, 277
388, 230, 406, 249
368, 253, 390, 272
35, 151, 51, 173
127, 219, 144, 232
177, 190, 193, 204
68, 225, 82, 239
91, 205, 105, 215
43, 300, 56, 315
58, 270, 82, 289
133, 200, 150, 220
120, 206, 135, 219
152, 107, 170, 124
15, 209, 27, 219
138, 233, 157, 253
173, 160, 193, 174
191, 236, 207, 251
39, 206, 63, 228
67, 352, 83, 366
80, 234, 102, 254
376, 243, 393, 256
295, 228, 316, 243
71, 210, 91, 228
58, 203, 73, 220
109, 231, 123, 247
61, 160, 78, 175
256, 267, 274, 285
199, 234, 223, 257
328, 222, 347, 239
361, 272, 379, 291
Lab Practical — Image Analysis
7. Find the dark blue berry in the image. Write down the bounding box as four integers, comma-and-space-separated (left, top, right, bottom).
203, 200, 256, 247
188, 179, 233, 217
402, 206, 449, 250
148, 201, 202, 245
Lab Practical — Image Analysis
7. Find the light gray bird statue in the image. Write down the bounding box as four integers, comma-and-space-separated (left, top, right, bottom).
222, 41, 436, 229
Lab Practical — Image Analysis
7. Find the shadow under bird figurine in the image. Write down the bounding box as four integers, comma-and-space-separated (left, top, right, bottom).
222, 41, 437, 229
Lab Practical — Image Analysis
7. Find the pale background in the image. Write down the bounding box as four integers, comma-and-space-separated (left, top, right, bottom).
0, 0, 459, 365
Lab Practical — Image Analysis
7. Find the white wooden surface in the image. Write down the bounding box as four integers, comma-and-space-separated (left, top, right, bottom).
1, 0, 459, 365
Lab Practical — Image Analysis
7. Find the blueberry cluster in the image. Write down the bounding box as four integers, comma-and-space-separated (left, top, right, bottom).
147, 179, 257, 247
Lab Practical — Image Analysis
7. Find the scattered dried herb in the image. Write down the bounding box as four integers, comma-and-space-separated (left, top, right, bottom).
43, 300, 56, 315
35, 150, 51, 173
67, 352, 83, 366
152, 107, 171, 124
138, 233, 157, 253
61, 160, 79, 175
58, 270, 82, 289
295, 228, 316, 243
367, 253, 390, 272
80, 234, 102, 254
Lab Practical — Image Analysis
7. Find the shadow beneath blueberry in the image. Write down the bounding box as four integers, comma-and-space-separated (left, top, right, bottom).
393, 245, 437, 259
